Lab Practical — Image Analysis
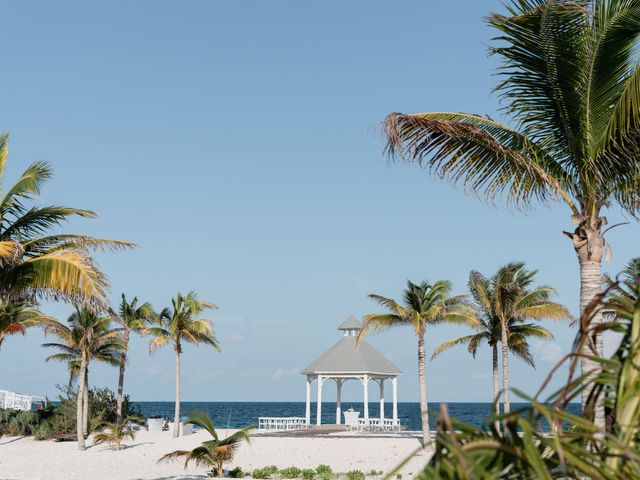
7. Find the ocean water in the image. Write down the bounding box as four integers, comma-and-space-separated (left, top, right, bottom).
132, 402, 581, 431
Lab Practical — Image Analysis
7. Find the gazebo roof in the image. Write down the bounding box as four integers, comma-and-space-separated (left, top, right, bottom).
337, 315, 362, 331
301, 320, 401, 376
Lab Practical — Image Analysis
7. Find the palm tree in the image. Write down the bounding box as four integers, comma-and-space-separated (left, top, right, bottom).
358, 280, 478, 448
0, 135, 133, 311
43, 307, 122, 450
431, 310, 555, 416
459, 265, 569, 414
114, 294, 155, 426
158, 410, 250, 476
93, 418, 137, 450
381, 0, 640, 425
0, 301, 50, 349
148, 292, 220, 438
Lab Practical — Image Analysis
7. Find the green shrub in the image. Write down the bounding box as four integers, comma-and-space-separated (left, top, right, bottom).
301, 469, 315, 480
368, 471, 382, 476
280, 467, 302, 479
315, 465, 332, 475
396, 475, 403, 480
252, 465, 279, 479
228, 466, 244, 478
345, 471, 364, 480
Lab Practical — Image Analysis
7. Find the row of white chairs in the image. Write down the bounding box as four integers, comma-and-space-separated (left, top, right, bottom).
258, 417, 308, 430
354, 418, 401, 432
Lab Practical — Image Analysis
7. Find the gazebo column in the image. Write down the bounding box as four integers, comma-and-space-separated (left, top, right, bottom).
392, 377, 398, 423
335, 379, 343, 424
316, 375, 323, 425
379, 379, 385, 420
363, 375, 369, 422
305, 376, 312, 425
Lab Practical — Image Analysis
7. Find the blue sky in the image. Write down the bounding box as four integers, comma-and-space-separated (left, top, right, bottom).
1, 1, 638, 404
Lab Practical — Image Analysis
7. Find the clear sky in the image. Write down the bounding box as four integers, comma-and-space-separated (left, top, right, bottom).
1, 1, 638, 404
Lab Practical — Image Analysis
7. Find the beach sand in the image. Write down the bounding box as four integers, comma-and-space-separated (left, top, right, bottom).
0, 430, 432, 480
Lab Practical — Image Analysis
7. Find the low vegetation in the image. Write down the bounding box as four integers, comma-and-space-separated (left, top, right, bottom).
158, 411, 251, 477
0, 387, 140, 440
252, 466, 279, 479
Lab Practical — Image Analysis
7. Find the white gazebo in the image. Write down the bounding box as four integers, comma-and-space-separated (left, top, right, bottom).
301, 316, 401, 427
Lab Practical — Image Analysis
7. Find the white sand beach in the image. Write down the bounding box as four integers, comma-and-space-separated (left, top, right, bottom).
0, 430, 432, 480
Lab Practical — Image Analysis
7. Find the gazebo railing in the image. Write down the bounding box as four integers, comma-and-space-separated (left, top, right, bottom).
258, 417, 308, 431
355, 417, 401, 432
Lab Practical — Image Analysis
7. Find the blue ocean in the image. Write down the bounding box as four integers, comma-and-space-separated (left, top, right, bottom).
132, 402, 581, 431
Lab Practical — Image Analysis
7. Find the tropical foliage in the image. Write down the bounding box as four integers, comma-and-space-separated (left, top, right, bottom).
0, 301, 50, 349
43, 307, 123, 450
433, 264, 569, 416
158, 410, 251, 477
148, 292, 220, 438
0, 134, 132, 311
421, 266, 640, 479
381, 0, 640, 425
114, 294, 155, 425
358, 280, 478, 447
93, 417, 137, 450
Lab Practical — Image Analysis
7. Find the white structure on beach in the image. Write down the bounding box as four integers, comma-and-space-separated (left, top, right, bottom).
301, 316, 401, 427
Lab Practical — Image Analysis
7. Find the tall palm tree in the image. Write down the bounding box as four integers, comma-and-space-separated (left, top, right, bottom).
465, 265, 569, 414
114, 294, 155, 426
148, 292, 220, 438
0, 134, 133, 311
358, 280, 478, 448
381, 0, 640, 425
431, 312, 554, 415
0, 301, 50, 349
43, 307, 122, 450
158, 411, 250, 476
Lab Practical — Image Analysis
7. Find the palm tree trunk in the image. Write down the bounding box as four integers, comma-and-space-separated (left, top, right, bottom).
577, 254, 605, 427
492, 343, 500, 433
500, 318, 510, 414
173, 342, 181, 439
417, 332, 431, 448
83, 367, 89, 436
76, 354, 87, 450
116, 330, 129, 426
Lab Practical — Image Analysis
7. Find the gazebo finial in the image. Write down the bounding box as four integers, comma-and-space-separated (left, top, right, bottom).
337, 315, 362, 337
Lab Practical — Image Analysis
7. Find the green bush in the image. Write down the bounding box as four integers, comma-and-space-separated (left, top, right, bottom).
315, 465, 332, 476
279, 467, 302, 479
301, 469, 315, 480
228, 466, 244, 478
345, 471, 365, 480
368, 471, 382, 477
252, 465, 279, 479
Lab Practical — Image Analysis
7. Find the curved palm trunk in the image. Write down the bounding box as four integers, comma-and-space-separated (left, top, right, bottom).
492, 343, 501, 433
577, 254, 605, 427
83, 367, 89, 436
417, 332, 431, 448
500, 318, 510, 414
76, 353, 87, 450
116, 330, 130, 426
173, 341, 181, 439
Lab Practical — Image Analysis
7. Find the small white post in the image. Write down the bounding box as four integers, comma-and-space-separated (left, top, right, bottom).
392, 377, 398, 422
379, 379, 385, 420
363, 375, 369, 422
336, 379, 343, 424
305, 377, 311, 425
316, 375, 323, 426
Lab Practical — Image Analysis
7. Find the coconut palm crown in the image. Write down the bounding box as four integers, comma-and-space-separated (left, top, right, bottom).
382, 0, 640, 425
0, 301, 50, 349
0, 135, 133, 311
358, 279, 478, 448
